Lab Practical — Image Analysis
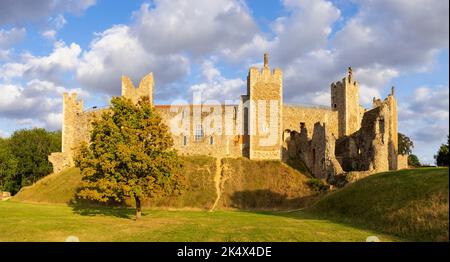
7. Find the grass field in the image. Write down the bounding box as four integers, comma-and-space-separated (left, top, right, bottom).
6, 166, 448, 242
0, 201, 400, 242
309, 167, 449, 242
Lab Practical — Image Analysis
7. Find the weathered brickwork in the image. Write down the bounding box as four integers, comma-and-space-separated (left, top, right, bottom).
48, 53, 403, 182
282, 105, 338, 139
156, 105, 243, 158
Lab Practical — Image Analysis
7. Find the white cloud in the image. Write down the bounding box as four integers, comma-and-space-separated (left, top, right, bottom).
402, 86, 449, 123
190, 59, 245, 101
0, 0, 96, 25
76, 25, 190, 95
0, 49, 11, 61
201, 60, 221, 82
0, 80, 84, 130
355, 66, 399, 105
332, 0, 449, 71
0, 27, 26, 48
40, 15, 68, 41
398, 85, 449, 164
41, 30, 57, 40
132, 0, 258, 56
45, 112, 63, 130
0, 41, 81, 83
272, 0, 341, 64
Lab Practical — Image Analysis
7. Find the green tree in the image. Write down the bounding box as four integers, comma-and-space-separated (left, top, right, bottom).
6, 129, 61, 194
75, 97, 185, 219
0, 138, 18, 192
398, 133, 414, 155
434, 135, 449, 166
407, 154, 421, 167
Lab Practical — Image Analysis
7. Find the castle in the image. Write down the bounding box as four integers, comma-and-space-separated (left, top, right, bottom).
49, 53, 408, 180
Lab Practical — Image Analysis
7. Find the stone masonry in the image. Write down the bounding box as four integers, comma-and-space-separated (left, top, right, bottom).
49, 53, 405, 180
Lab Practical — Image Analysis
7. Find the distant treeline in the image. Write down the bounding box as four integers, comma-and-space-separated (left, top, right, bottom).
0, 128, 61, 194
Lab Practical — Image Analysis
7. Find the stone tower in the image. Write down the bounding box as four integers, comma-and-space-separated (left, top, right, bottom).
121, 73, 154, 104
62, 92, 84, 165
386, 86, 398, 170
246, 53, 283, 160
331, 67, 363, 138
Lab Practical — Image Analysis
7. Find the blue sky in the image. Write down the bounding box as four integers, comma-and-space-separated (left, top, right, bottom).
0, 0, 448, 164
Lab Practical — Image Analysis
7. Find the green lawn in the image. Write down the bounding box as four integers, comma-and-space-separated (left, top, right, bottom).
5, 167, 447, 242
0, 201, 400, 242
309, 167, 449, 242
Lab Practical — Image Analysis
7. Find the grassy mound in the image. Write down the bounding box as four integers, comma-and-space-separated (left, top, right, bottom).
308, 167, 449, 242
13, 167, 82, 204
217, 158, 318, 210
13, 156, 314, 210
13, 156, 217, 209
138, 155, 217, 209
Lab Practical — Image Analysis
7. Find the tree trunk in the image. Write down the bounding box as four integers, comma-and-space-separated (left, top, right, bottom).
135, 196, 142, 220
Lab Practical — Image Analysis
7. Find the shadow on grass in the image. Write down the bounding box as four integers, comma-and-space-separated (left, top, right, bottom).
69, 199, 147, 219
228, 189, 405, 241
228, 189, 324, 211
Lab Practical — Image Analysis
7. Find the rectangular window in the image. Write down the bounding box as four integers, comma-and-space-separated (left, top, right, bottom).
379, 119, 385, 134
195, 125, 203, 141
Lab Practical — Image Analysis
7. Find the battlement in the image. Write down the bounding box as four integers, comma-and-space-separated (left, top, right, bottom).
248, 67, 282, 86
121, 73, 154, 104
63, 92, 83, 113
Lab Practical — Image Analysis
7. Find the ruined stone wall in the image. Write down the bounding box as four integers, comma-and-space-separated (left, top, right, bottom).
282, 105, 338, 139
397, 154, 408, 169
48, 152, 71, 174
49, 93, 107, 174
283, 122, 343, 179
121, 73, 154, 104
247, 55, 283, 160
335, 105, 391, 173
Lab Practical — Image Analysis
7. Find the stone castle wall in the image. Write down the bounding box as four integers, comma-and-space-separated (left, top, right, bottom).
156, 105, 243, 158
282, 105, 338, 139
48, 53, 402, 182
